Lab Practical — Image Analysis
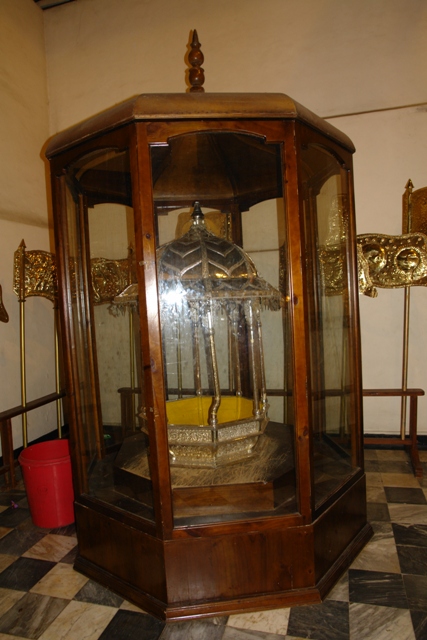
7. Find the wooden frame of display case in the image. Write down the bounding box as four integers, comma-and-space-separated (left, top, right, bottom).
46, 93, 372, 620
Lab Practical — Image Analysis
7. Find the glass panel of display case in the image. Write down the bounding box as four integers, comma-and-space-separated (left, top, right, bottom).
152, 132, 297, 526
302, 144, 359, 509
63, 180, 100, 475
65, 148, 154, 521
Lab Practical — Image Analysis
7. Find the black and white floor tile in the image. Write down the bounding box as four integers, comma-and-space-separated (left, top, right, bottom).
0, 447, 426, 639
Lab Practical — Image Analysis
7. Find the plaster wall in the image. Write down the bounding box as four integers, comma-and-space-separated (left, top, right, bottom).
0, 0, 50, 226
42, 0, 427, 434
43, 0, 427, 132
2, 0, 427, 446
0, 0, 56, 452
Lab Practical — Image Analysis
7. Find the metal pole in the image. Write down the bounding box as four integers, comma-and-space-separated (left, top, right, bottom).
18, 240, 28, 448
400, 180, 413, 440
245, 300, 261, 419
206, 303, 221, 428
400, 286, 410, 439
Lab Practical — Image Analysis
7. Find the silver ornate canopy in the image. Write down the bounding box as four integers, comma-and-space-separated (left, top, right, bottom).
157, 202, 281, 308
157, 202, 282, 467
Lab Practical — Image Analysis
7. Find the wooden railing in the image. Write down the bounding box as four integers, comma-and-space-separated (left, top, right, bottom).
363, 388, 424, 477
0, 390, 66, 489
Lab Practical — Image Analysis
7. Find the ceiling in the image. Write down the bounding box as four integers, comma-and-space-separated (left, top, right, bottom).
33, 0, 76, 9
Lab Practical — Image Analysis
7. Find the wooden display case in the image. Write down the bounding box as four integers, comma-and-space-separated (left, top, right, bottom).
46, 91, 372, 620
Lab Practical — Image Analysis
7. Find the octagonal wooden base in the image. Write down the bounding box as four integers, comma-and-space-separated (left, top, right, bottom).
73, 475, 372, 621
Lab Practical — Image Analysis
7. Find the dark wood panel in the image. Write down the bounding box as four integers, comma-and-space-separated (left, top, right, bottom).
316, 522, 373, 600
173, 482, 274, 518
74, 503, 167, 603
163, 586, 322, 621
74, 481, 370, 619
165, 527, 305, 604
313, 475, 371, 582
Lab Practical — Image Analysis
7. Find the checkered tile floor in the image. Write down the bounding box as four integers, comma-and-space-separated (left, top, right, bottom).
0, 448, 426, 639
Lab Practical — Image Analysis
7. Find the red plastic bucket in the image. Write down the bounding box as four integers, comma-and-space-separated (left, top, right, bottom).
19, 439, 75, 528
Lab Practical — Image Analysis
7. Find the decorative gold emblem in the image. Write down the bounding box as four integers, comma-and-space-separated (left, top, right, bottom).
317, 194, 350, 297
13, 241, 57, 303
13, 242, 134, 306
357, 232, 427, 290
357, 181, 427, 295
318, 244, 346, 296
90, 257, 132, 305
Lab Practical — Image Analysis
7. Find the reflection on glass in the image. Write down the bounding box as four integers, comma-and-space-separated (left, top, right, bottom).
65, 149, 154, 521
64, 182, 99, 475
302, 144, 359, 509
152, 132, 297, 526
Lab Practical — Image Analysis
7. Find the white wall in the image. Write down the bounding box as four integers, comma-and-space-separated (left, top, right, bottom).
336, 106, 427, 433
43, 0, 427, 132
0, 0, 50, 225
0, 0, 55, 452
2, 0, 427, 444
42, 0, 427, 435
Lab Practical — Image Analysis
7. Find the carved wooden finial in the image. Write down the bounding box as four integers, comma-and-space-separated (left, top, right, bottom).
188, 29, 205, 92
